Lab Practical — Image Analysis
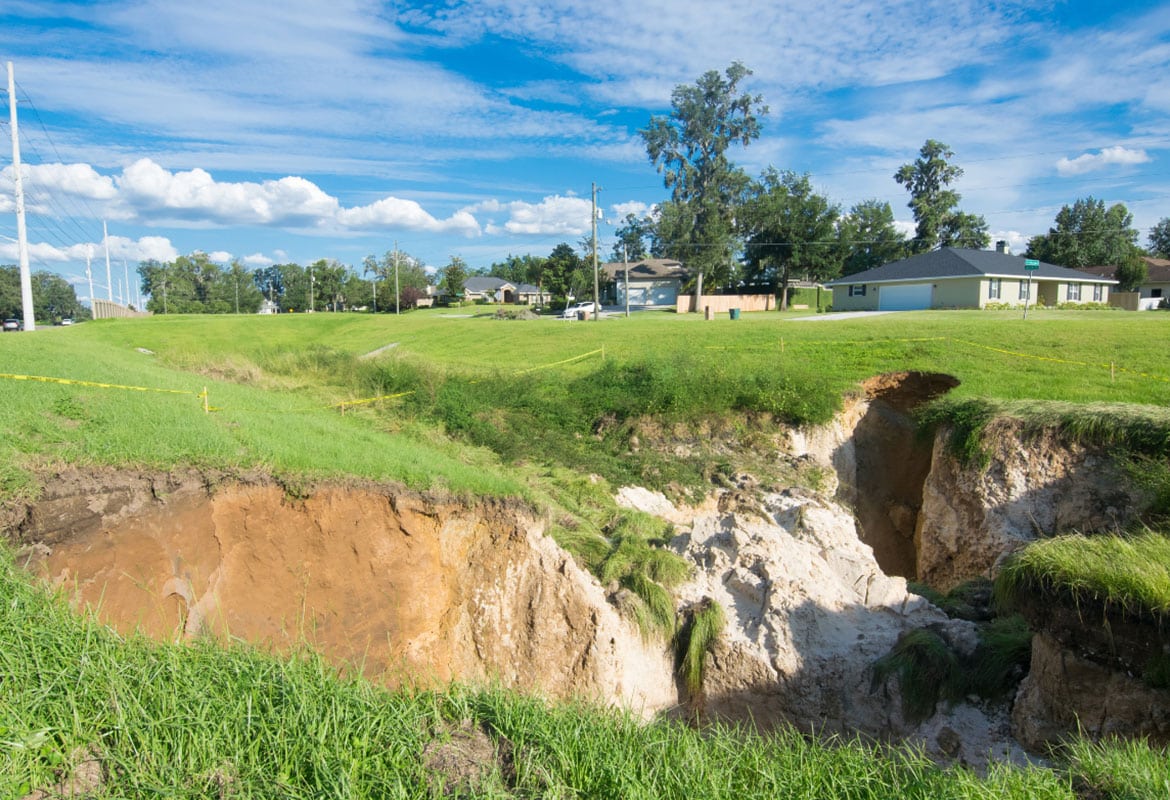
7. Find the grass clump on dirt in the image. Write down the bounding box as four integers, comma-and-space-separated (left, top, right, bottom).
4, 546, 1115, 799
871, 615, 1032, 723
994, 529, 1170, 619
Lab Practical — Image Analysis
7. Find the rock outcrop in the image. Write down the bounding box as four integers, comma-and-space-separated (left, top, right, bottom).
617, 484, 1028, 768
916, 422, 1143, 592
1013, 632, 1170, 750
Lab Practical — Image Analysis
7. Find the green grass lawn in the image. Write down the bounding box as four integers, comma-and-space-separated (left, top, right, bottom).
3, 309, 1169, 500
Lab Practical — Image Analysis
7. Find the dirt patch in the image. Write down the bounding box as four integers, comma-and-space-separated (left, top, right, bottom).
9, 469, 676, 710
861, 371, 960, 412
422, 719, 516, 796
850, 372, 959, 577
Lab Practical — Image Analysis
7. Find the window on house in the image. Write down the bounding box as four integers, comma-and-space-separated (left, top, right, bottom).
1093, 284, 1103, 302
1018, 281, 1030, 300
988, 278, 1001, 299
849, 284, 867, 297
1067, 283, 1081, 301
1153, 288, 1163, 298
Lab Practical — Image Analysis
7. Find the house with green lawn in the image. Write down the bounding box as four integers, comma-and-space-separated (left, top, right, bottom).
825, 247, 1116, 311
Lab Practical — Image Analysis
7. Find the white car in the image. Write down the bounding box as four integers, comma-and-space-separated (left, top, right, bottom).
561, 301, 600, 319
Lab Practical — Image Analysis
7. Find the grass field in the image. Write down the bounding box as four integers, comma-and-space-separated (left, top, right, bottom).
4, 308, 1170, 796
4, 309, 1169, 499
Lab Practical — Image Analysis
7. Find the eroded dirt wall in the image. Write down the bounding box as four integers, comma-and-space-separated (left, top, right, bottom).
13, 472, 676, 713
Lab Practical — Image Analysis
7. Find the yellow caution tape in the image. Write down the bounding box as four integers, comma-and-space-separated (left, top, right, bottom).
0, 372, 195, 395
331, 390, 415, 410
513, 348, 605, 375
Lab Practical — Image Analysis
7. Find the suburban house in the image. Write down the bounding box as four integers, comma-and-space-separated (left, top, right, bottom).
461, 276, 550, 305
824, 247, 1116, 311
601, 258, 689, 307
257, 298, 279, 315
1077, 257, 1170, 310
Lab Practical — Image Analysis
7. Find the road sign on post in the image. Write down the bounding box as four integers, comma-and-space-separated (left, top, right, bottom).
1023, 259, 1038, 318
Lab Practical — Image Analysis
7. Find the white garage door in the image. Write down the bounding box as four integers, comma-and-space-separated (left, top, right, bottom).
878, 283, 932, 311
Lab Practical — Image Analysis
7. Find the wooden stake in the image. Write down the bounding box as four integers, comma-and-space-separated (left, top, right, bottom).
203, 386, 209, 413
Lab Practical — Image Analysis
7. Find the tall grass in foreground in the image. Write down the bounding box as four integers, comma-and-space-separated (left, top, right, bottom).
7, 546, 1163, 799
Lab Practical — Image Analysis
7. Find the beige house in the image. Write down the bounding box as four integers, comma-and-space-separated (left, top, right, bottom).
1079, 258, 1170, 310
825, 248, 1116, 311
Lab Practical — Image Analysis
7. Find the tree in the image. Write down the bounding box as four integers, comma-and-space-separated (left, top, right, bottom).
212, 259, 262, 313
611, 213, 653, 261
253, 265, 285, 306
1115, 253, 1149, 293
1025, 197, 1140, 268
741, 169, 841, 309
441, 256, 468, 302
364, 248, 429, 312
641, 62, 767, 291
1148, 217, 1170, 259
543, 243, 582, 304
895, 140, 989, 252
837, 199, 909, 275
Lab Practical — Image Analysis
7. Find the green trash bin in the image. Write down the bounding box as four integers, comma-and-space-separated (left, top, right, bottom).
729, 308, 741, 320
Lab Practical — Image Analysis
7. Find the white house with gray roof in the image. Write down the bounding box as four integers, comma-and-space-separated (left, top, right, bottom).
824, 248, 1116, 311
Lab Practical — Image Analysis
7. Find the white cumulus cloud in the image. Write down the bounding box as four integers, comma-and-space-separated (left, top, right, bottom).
479, 195, 593, 236
336, 197, 480, 235
610, 201, 650, 220
1056, 146, 1151, 176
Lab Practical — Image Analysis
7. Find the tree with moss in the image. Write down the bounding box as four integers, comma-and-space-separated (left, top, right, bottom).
895, 140, 989, 252
641, 62, 767, 291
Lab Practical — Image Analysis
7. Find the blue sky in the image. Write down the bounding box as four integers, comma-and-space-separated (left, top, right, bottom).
2, 0, 1169, 301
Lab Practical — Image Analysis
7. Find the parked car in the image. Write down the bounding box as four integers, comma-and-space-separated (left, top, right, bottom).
3, 318, 20, 332
59, 318, 74, 326
560, 301, 599, 319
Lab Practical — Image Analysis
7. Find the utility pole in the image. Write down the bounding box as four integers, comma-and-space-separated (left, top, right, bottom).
85, 246, 95, 314
103, 221, 113, 302
591, 182, 600, 321
123, 259, 130, 307
7, 62, 34, 331
623, 243, 629, 318
309, 264, 314, 312
394, 241, 400, 315
372, 277, 377, 313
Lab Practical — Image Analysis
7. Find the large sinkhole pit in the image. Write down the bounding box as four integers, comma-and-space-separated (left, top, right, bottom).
848, 371, 960, 579
14, 472, 676, 711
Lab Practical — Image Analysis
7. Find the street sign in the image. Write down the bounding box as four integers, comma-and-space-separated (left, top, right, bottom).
1024, 259, 1040, 270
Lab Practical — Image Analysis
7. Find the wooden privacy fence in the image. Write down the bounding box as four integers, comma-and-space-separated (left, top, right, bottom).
676, 294, 774, 314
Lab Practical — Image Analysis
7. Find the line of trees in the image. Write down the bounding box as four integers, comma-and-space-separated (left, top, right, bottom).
618, 62, 1165, 300
136, 251, 434, 314
0, 266, 89, 323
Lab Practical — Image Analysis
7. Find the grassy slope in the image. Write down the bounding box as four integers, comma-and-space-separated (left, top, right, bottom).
5, 309, 1169, 494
